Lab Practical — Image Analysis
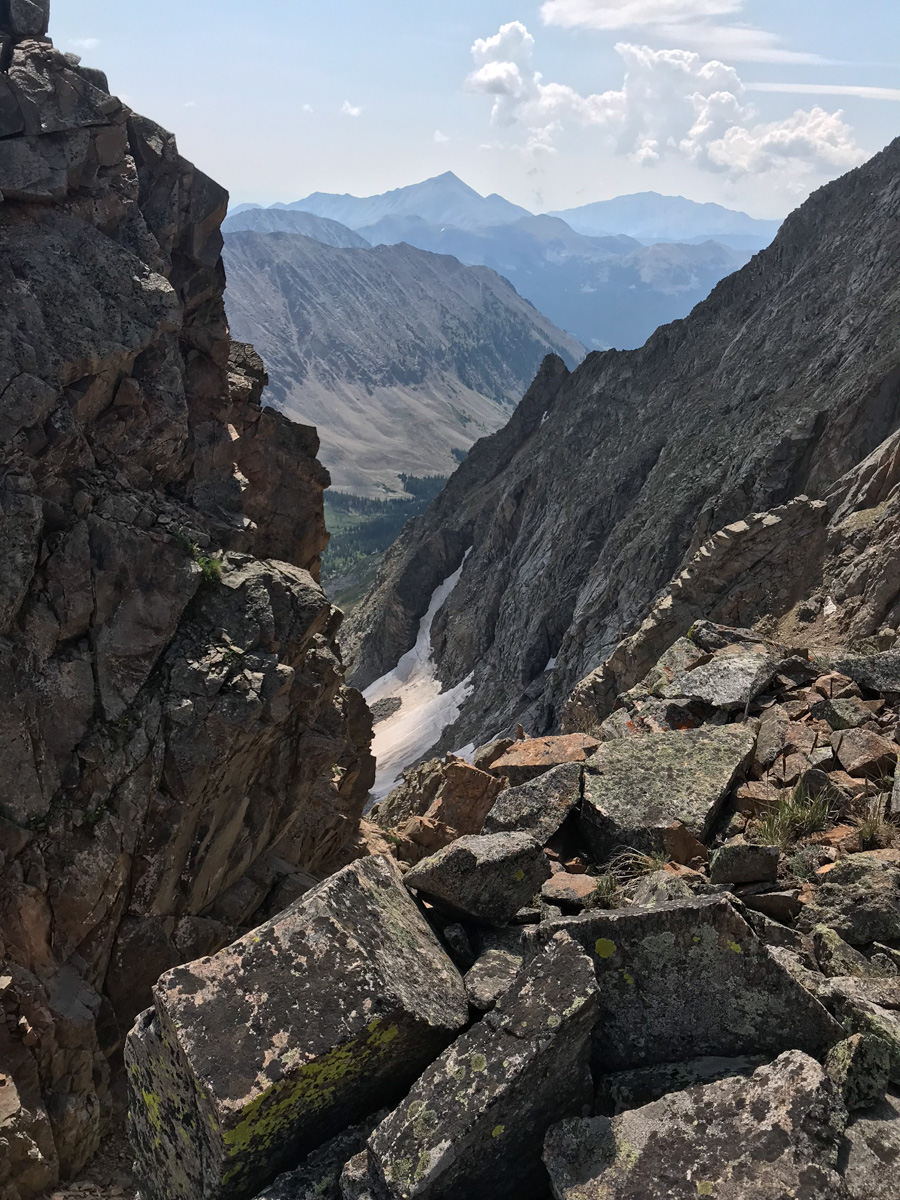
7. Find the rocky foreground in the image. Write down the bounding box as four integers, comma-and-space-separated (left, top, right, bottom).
126, 623, 900, 1198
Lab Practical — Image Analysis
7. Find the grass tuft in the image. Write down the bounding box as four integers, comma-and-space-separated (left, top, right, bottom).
751, 784, 835, 850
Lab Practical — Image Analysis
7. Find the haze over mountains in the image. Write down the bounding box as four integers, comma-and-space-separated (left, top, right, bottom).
233, 173, 777, 351
223, 231, 583, 496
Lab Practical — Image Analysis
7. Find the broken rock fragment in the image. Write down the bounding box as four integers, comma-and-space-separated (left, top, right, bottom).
482, 760, 582, 843
351, 931, 598, 1199
126, 856, 468, 1200
527, 895, 840, 1072
544, 1051, 849, 1199
489, 734, 599, 786
403, 832, 551, 926
580, 725, 756, 856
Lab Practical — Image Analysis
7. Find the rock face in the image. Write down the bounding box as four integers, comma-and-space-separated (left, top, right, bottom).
0, 12, 373, 1196
345, 136, 900, 755
126, 856, 468, 1200
350, 932, 598, 1200
544, 1051, 850, 1199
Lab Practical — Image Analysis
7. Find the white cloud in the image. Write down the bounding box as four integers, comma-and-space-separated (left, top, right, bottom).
541, 1, 740, 30
302, 103, 314, 114
433, 129, 450, 143
541, 0, 823, 65
747, 82, 900, 102
69, 36, 100, 51
466, 25, 866, 190
340, 101, 363, 117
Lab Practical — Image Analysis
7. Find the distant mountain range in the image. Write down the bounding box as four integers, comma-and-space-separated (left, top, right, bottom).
550, 192, 782, 248
223, 231, 584, 496
223, 207, 370, 247
233, 174, 778, 349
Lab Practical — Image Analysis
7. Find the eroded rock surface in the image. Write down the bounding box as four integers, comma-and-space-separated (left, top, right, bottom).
0, 11, 373, 1194
126, 856, 468, 1200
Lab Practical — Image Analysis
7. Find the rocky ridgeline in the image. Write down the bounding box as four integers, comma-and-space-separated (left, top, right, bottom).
125, 621, 900, 1199
0, 5, 374, 1197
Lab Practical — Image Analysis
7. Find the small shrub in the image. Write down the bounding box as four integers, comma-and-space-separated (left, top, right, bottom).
789, 845, 825, 882
196, 554, 223, 583
751, 784, 835, 850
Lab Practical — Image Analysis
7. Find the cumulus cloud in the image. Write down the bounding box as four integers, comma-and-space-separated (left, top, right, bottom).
541, 0, 823, 64
302, 103, 314, 114
69, 36, 100, 51
340, 101, 363, 117
433, 129, 450, 143
466, 24, 866, 190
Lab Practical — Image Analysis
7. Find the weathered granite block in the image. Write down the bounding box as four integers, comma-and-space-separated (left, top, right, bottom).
126, 855, 468, 1200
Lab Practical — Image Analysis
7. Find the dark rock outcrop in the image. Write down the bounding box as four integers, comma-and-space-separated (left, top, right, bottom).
0, 10, 373, 1195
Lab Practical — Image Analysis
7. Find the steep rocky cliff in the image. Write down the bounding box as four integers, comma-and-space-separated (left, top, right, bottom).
0, 7, 373, 1196
346, 136, 900, 752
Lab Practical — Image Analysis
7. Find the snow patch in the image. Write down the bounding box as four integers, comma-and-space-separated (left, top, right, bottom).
451, 742, 476, 763
364, 553, 473, 802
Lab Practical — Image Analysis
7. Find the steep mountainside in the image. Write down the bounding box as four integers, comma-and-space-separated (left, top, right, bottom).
551, 191, 781, 248
345, 137, 900, 755
222, 206, 370, 246
358, 213, 747, 350
283, 170, 531, 230
0, 10, 372, 1196
223, 231, 584, 494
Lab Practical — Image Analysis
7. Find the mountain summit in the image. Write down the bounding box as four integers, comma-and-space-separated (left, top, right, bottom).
284, 171, 531, 232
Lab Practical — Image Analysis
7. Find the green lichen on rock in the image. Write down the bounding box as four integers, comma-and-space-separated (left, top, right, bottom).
126, 856, 468, 1200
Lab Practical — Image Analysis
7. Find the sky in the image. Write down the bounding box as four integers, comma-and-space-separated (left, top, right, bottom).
50, 0, 899, 219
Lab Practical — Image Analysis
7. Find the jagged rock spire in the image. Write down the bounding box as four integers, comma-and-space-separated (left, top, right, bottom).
2, 0, 51, 43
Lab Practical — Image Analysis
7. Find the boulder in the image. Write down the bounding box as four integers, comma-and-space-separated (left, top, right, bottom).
832, 728, 898, 777
825, 1034, 891, 1110
809, 697, 871, 730
126, 856, 468, 1200
595, 1055, 764, 1115
542, 872, 601, 910
830, 650, 900, 699
526, 895, 841, 1073
489, 734, 599, 786
813, 925, 891, 979
349, 931, 598, 1200
798, 857, 900, 945
463, 948, 523, 1012
842, 1093, 900, 1199
543, 1051, 849, 1199
581, 725, 756, 856
709, 843, 779, 885
482, 761, 582, 843
8, 0, 50, 39
403, 833, 551, 927
818, 977, 900, 1084
627, 870, 695, 906
658, 646, 778, 710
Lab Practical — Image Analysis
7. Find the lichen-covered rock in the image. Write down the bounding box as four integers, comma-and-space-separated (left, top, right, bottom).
626, 869, 695, 907
543, 1051, 850, 1199
825, 1034, 891, 1110
580, 725, 756, 856
126, 856, 468, 1200
709, 843, 780, 885
526, 895, 841, 1072
798, 858, 900, 945
463, 948, 523, 1012
595, 1055, 764, 1115
832, 728, 899, 776
842, 1093, 900, 1199
657, 645, 778, 711
542, 872, 602, 910
482, 761, 582, 843
403, 833, 551, 927
813, 925, 891, 979
351, 931, 598, 1199
830, 651, 900, 699
818, 977, 900, 1084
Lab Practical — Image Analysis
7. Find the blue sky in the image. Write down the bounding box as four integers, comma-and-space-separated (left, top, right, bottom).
50, 0, 899, 218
